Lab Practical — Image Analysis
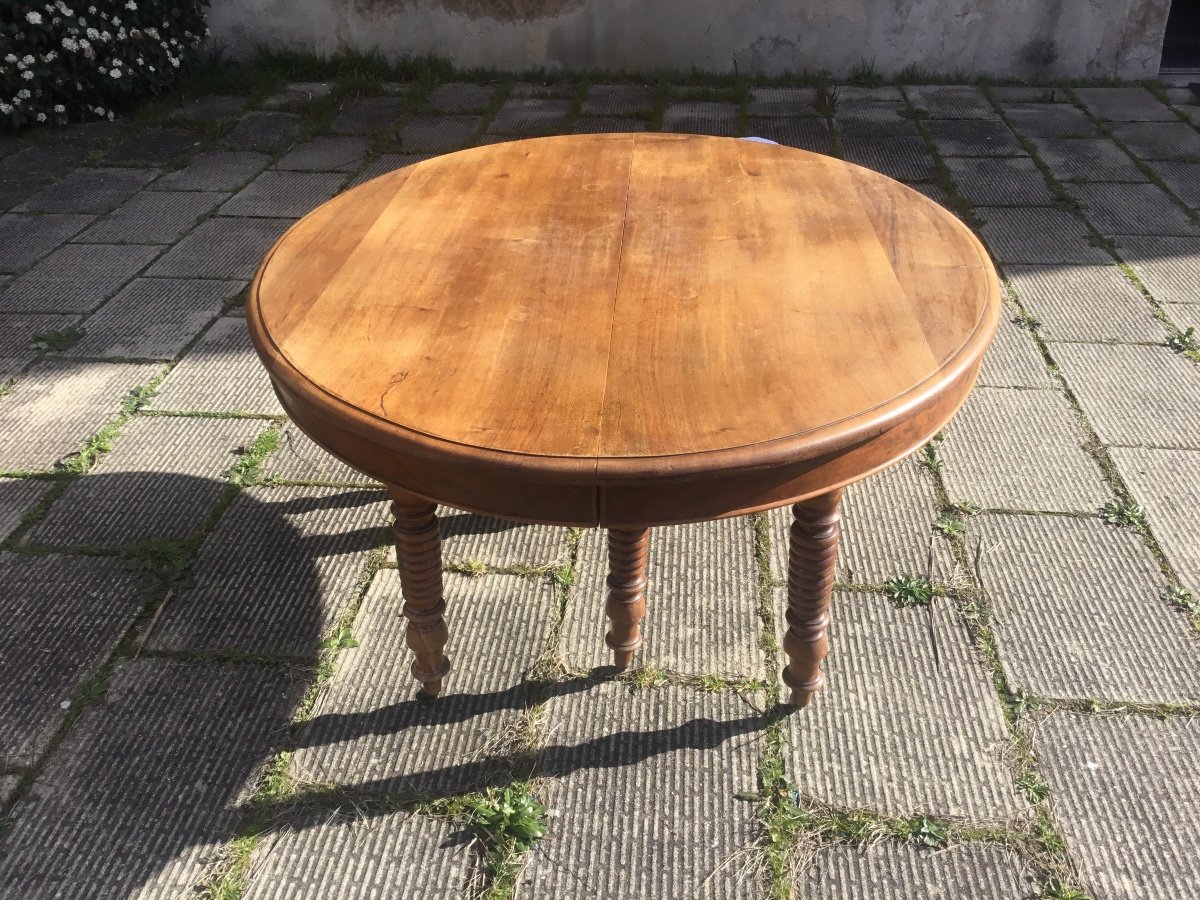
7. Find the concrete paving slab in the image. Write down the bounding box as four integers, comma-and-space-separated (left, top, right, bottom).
398, 115, 480, 151
0, 243, 160, 313
146, 216, 293, 280
260, 423, 376, 485
0, 213, 95, 273
0, 552, 142, 766
0, 658, 298, 899
260, 82, 333, 111
76, 189, 228, 245
748, 86, 817, 117
1114, 234, 1200, 306
151, 150, 270, 192
661, 101, 741, 136
25, 416, 264, 547
801, 842, 1037, 899
944, 157, 1056, 205
837, 86, 905, 103
992, 86, 1067, 102
582, 83, 655, 117
225, 111, 302, 152
293, 570, 552, 796
103, 128, 203, 167
572, 117, 648, 134
511, 81, 577, 98
974, 207, 1110, 264
835, 102, 918, 137
16, 167, 161, 214
559, 518, 763, 678
519, 682, 763, 900
220, 171, 345, 218
839, 135, 936, 181
168, 94, 246, 122
273, 136, 369, 173
972, 513, 1199, 703
64, 277, 243, 360
1074, 87, 1176, 121
1034, 712, 1200, 900
428, 81, 496, 113
242, 809, 474, 900
0, 774, 18, 805
768, 457, 950, 586
351, 153, 434, 185
1002, 102, 1098, 138
0, 359, 161, 472
1110, 120, 1200, 160
1163, 301, 1199, 329
329, 98, 406, 135
147, 485, 386, 656
1067, 182, 1198, 237
745, 116, 831, 153
1030, 136, 1149, 183
977, 311, 1055, 388
1110, 447, 1200, 594
0, 312, 78, 378
488, 98, 572, 135
149, 316, 283, 414
783, 591, 1026, 819
1149, 160, 1200, 209
905, 85, 995, 119
925, 119, 1026, 156
938, 387, 1110, 513
438, 508, 569, 569
1004, 264, 1166, 343
0, 144, 90, 210
1052, 342, 1200, 449
0, 476, 51, 542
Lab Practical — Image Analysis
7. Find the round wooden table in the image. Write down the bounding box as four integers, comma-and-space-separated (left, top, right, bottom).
248, 133, 1000, 706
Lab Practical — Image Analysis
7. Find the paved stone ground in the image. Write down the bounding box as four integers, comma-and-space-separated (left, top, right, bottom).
0, 79, 1198, 900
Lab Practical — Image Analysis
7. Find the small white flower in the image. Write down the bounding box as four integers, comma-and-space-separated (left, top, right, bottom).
147, 65, 154, 71
107, 110, 114, 120
111, 17, 119, 27
125, 0, 136, 8
26, 11, 43, 24
22, 55, 34, 65
88, 4, 96, 11
36, 112, 47, 122
61, 37, 78, 50
17, 88, 31, 98
3, 54, 16, 64
53, 103, 65, 112
110, 68, 121, 78
0, 102, 12, 114
21, 70, 34, 81
78, 38, 90, 48
93, 105, 104, 114
98, 66, 106, 74
170, 56, 179, 67
42, 51, 57, 62
136, 56, 143, 64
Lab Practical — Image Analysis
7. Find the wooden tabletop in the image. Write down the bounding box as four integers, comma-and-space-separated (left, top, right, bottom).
249, 133, 1000, 525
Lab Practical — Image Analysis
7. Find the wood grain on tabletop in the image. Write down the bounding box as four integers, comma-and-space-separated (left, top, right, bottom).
249, 133, 998, 482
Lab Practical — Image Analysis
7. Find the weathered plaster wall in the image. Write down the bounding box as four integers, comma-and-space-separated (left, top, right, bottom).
206, 0, 1173, 79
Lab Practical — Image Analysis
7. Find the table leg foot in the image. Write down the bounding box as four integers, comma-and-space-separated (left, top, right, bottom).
781, 490, 843, 709
605, 527, 649, 671
390, 488, 451, 697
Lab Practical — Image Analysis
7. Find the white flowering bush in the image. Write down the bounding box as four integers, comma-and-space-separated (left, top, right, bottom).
0, 1, 209, 130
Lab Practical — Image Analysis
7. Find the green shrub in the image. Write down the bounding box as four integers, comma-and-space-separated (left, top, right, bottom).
1, 1, 209, 130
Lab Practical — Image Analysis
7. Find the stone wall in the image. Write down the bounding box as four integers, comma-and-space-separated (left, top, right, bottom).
206, 0, 1173, 80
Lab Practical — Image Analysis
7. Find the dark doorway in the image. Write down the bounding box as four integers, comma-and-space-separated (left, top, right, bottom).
1162, 0, 1200, 69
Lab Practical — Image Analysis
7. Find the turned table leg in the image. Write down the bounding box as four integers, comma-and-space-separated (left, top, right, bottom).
389, 488, 450, 697
606, 527, 650, 670
782, 489, 843, 708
